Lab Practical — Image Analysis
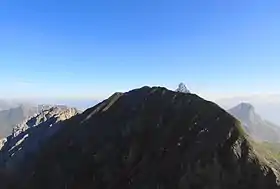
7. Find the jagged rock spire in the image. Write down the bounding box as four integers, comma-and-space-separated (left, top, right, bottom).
176, 83, 190, 93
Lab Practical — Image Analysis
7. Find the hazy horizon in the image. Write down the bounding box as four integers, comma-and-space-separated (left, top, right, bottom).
1, 90, 280, 125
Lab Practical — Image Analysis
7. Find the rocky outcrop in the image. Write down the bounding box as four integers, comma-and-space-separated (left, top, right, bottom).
0, 106, 79, 174
0, 105, 39, 138
175, 83, 190, 93
4, 87, 280, 189
0, 104, 71, 138
11, 106, 76, 137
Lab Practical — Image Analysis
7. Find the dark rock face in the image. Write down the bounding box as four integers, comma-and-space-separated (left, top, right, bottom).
5, 87, 280, 189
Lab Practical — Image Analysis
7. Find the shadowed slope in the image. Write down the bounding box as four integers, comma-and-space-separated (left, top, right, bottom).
10, 86, 280, 189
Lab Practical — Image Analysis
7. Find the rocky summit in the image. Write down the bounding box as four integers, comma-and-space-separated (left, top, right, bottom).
3, 87, 280, 189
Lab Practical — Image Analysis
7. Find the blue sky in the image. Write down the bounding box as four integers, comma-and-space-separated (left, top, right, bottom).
0, 0, 280, 100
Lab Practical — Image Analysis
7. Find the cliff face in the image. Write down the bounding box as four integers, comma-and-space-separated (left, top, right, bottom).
6, 87, 280, 189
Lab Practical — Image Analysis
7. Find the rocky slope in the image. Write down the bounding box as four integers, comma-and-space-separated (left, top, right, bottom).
0, 106, 79, 175
0, 104, 76, 138
228, 103, 280, 142
0, 105, 39, 138
4, 87, 280, 189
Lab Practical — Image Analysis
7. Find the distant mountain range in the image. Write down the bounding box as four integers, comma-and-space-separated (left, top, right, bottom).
228, 103, 280, 142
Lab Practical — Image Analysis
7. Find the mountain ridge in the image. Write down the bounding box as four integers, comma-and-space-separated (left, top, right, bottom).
0, 104, 80, 138
3, 86, 278, 189
0, 106, 79, 175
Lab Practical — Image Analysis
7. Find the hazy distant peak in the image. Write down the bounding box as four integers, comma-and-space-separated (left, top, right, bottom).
229, 102, 259, 123
228, 102, 280, 142
229, 102, 256, 115
239, 102, 254, 109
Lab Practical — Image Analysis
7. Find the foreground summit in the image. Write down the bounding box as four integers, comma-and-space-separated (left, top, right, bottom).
5, 86, 280, 189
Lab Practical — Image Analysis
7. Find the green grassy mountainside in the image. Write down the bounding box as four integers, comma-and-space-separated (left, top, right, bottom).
2, 86, 280, 189
252, 141, 280, 170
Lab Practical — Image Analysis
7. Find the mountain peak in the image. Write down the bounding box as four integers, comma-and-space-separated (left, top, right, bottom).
175, 82, 190, 93
229, 102, 256, 119
239, 102, 255, 110
9, 86, 280, 189
228, 102, 280, 142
